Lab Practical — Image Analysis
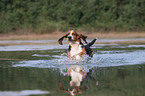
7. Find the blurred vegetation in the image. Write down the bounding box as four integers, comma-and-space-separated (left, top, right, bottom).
0, 0, 145, 34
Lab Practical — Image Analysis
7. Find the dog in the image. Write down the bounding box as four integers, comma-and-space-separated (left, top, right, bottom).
58, 30, 97, 60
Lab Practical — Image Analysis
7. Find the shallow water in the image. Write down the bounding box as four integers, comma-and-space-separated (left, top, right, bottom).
0, 38, 145, 96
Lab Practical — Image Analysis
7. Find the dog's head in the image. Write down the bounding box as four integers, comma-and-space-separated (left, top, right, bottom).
58, 30, 87, 45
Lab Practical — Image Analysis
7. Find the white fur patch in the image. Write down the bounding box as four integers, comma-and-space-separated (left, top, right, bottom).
69, 42, 82, 60
68, 30, 74, 40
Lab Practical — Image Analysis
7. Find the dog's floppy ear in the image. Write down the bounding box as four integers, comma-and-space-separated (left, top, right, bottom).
77, 33, 88, 44
58, 34, 68, 45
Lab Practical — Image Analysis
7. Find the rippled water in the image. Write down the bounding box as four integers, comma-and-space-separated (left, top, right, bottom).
0, 38, 145, 96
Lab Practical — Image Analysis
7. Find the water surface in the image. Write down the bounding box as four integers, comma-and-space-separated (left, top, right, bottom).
0, 38, 145, 96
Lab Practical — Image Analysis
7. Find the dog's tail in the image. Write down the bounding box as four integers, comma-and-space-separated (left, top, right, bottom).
87, 38, 97, 47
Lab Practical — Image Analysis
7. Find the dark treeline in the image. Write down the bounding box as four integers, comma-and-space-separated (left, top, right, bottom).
0, 0, 145, 34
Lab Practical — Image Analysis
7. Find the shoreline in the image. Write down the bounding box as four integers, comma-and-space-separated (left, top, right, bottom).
0, 32, 145, 40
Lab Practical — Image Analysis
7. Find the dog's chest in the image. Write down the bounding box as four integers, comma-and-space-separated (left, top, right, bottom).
70, 43, 82, 57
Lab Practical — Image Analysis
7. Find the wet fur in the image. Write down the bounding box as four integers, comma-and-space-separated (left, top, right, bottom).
58, 30, 97, 59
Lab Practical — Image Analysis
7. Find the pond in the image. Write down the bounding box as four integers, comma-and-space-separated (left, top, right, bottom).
0, 38, 145, 96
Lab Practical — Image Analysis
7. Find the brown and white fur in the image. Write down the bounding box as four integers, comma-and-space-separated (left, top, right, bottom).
58, 30, 97, 60
59, 65, 98, 96
59, 66, 87, 96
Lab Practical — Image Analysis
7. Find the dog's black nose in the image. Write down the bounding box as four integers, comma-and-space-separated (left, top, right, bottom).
68, 36, 72, 40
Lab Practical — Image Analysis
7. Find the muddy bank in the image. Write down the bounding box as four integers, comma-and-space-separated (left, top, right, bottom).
1, 32, 145, 40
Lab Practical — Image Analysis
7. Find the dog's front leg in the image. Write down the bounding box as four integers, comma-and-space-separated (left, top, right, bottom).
79, 48, 86, 57
67, 51, 71, 60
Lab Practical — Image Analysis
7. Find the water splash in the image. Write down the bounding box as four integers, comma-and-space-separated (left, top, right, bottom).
13, 50, 145, 69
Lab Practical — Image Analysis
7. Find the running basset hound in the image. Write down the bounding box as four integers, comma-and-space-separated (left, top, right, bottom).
58, 30, 97, 60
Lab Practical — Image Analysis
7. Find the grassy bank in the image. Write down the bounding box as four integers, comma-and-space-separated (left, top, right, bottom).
0, 0, 145, 34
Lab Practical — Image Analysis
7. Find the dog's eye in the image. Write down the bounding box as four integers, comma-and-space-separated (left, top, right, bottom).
68, 33, 70, 35
72, 33, 75, 35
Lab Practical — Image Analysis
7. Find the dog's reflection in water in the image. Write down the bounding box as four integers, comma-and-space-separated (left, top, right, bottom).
59, 65, 98, 96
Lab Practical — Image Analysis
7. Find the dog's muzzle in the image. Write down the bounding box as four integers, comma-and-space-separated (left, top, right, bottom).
68, 36, 72, 41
